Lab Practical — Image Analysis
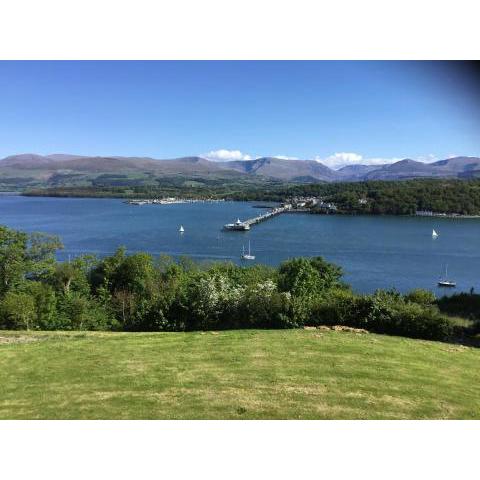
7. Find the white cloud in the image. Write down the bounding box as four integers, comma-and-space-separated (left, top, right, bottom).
316, 152, 363, 169
204, 149, 252, 162
274, 155, 299, 160
204, 149, 448, 168
315, 152, 402, 169
416, 153, 439, 163
364, 157, 403, 166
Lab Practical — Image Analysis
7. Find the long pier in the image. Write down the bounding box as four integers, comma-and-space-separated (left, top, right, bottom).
243, 204, 292, 226
223, 204, 292, 230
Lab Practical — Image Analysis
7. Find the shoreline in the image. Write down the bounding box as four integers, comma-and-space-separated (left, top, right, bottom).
6, 192, 480, 218
413, 213, 480, 219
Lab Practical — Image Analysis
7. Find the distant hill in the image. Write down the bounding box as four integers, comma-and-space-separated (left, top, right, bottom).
436, 157, 480, 179
0, 154, 235, 175
46, 154, 88, 161
337, 164, 382, 179
217, 157, 338, 182
0, 153, 58, 168
1, 153, 479, 189
363, 159, 439, 180
363, 157, 480, 181
0, 154, 243, 189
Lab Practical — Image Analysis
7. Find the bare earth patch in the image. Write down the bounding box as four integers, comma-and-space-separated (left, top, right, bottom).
311, 325, 369, 334
0, 335, 42, 345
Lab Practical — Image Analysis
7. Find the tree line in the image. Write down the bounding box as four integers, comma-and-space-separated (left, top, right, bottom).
289, 179, 480, 215
1, 224, 478, 343
24, 178, 480, 216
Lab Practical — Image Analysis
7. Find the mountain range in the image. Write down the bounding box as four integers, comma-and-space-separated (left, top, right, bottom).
1, 153, 479, 189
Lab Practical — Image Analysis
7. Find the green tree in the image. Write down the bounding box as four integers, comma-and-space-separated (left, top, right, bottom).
89, 246, 127, 293
404, 289, 436, 306
0, 226, 28, 295
26, 232, 63, 279
57, 292, 116, 331
51, 259, 90, 296
25, 281, 58, 329
114, 253, 156, 293
278, 257, 342, 295
0, 291, 36, 330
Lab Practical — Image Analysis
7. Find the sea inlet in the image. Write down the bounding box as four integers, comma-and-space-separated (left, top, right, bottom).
1, 195, 479, 295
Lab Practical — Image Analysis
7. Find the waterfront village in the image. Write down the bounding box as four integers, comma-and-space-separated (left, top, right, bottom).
126, 195, 338, 213
288, 196, 338, 213
126, 195, 339, 231
125, 196, 475, 219
126, 197, 226, 205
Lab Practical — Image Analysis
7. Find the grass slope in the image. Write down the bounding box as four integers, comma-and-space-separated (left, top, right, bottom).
0, 329, 479, 419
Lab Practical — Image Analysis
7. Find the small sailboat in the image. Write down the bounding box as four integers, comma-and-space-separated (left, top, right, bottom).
241, 241, 255, 260
438, 264, 456, 287
432, 229, 438, 239
179, 225, 185, 233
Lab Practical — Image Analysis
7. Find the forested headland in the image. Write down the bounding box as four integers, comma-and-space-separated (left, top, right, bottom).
24, 178, 480, 216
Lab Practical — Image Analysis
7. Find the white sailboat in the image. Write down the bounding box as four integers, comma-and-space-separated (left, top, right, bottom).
438, 264, 456, 287
179, 225, 185, 233
241, 241, 255, 260
432, 229, 438, 238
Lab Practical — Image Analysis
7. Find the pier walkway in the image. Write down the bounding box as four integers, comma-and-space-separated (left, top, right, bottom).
223, 204, 292, 230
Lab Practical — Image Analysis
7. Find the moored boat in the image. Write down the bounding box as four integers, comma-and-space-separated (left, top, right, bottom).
438, 264, 456, 287
241, 241, 255, 260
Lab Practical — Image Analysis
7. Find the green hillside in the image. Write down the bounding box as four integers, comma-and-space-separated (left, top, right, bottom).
1, 329, 478, 419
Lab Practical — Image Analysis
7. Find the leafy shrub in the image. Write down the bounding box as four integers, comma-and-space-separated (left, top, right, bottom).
308, 289, 454, 341
367, 293, 453, 341
238, 282, 293, 329
25, 281, 58, 330
404, 289, 436, 306
437, 293, 480, 320
57, 293, 118, 331
278, 257, 342, 295
184, 272, 243, 330
308, 289, 371, 327
472, 320, 480, 335
0, 290, 36, 329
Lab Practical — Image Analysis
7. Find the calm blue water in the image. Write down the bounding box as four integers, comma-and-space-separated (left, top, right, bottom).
1, 195, 479, 295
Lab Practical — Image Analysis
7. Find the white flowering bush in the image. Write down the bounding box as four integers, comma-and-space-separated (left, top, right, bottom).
189, 273, 246, 329
239, 280, 293, 329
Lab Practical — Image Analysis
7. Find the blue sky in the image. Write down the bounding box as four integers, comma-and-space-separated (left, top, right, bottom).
0, 61, 478, 168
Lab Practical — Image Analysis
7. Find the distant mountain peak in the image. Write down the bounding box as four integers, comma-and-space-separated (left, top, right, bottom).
394, 158, 419, 165
46, 153, 88, 161
2, 153, 47, 161
1, 152, 479, 186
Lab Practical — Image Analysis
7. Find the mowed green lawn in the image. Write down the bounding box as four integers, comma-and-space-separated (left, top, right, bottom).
0, 329, 479, 419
